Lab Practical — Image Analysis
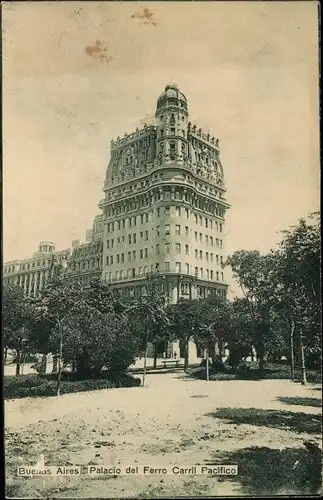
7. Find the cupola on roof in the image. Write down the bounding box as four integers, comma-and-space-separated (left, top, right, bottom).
156, 83, 188, 112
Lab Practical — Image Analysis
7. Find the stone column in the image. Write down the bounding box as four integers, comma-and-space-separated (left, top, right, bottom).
170, 281, 177, 305
23, 274, 28, 295
39, 271, 44, 293
33, 273, 38, 296
28, 274, 33, 296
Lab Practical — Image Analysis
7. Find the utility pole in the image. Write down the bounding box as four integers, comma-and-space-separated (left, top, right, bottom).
56, 316, 64, 396
142, 327, 149, 388
290, 319, 295, 381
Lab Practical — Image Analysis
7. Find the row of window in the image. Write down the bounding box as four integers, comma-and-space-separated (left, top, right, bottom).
73, 259, 102, 271
107, 175, 222, 201
193, 232, 223, 247
106, 248, 149, 265
158, 128, 186, 137
4, 259, 53, 273
106, 208, 224, 233
106, 264, 224, 281
106, 232, 223, 255
4, 254, 71, 273
107, 231, 149, 248
107, 229, 223, 248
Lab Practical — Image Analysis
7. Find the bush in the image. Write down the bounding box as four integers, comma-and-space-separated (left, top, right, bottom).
199, 358, 232, 374
188, 367, 206, 379
236, 361, 252, 378
4, 373, 141, 400
209, 373, 236, 381
189, 361, 322, 383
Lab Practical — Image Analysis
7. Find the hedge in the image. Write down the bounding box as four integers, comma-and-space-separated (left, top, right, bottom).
188, 364, 322, 383
4, 372, 141, 400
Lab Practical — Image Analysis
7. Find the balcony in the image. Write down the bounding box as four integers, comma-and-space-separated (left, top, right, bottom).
105, 269, 227, 287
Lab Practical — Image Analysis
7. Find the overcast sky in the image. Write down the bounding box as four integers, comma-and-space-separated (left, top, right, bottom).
3, 1, 319, 296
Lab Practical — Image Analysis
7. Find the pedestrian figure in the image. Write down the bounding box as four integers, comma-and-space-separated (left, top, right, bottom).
174, 352, 177, 359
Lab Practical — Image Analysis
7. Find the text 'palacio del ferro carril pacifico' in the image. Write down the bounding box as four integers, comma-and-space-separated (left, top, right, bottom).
4, 84, 230, 307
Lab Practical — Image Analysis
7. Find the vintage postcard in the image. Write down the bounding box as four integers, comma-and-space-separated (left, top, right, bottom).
3, 1, 321, 498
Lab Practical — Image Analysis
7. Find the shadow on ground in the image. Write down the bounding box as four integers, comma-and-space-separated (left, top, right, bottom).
205, 407, 322, 434
278, 396, 322, 408
205, 445, 322, 495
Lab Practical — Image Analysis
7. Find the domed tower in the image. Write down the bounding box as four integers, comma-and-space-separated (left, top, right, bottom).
155, 84, 189, 166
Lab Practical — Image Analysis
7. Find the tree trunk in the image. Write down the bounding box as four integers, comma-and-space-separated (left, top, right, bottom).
142, 331, 149, 387
153, 343, 158, 370
206, 351, 210, 381
39, 354, 47, 375
52, 355, 58, 373
250, 345, 254, 361
15, 349, 21, 376
72, 359, 76, 372
56, 322, 63, 397
257, 327, 266, 378
4, 347, 8, 363
259, 352, 265, 378
257, 338, 265, 378
184, 337, 189, 372
299, 330, 307, 385
290, 320, 295, 381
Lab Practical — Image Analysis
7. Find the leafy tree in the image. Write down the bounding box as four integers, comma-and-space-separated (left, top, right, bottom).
54, 308, 137, 376
167, 298, 199, 371
226, 250, 276, 377
270, 213, 321, 382
227, 298, 255, 369
84, 277, 127, 316
3, 285, 34, 375
194, 294, 231, 360
127, 277, 170, 384
35, 277, 89, 394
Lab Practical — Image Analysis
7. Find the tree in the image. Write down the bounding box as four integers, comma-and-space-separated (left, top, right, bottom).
228, 297, 255, 369
84, 277, 126, 316
127, 277, 170, 385
271, 213, 321, 383
226, 250, 276, 377
195, 294, 231, 360
167, 298, 199, 372
56, 308, 137, 376
35, 277, 89, 395
3, 285, 34, 375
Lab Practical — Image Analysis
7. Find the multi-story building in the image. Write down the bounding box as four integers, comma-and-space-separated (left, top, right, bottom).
64, 221, 103, 286
3, 242, 70, 296
3, 213, 104, 294
4, 83, 230, 360
99, 83, 230, 304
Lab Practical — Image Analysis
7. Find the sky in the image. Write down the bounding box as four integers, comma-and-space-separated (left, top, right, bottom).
3, 1, 320, 297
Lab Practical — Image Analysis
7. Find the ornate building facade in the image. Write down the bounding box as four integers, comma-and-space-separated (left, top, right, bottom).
99, 84, 230, 304
3, 242, 70, 296
3, 215, 104, 295
4, 84, 230, 360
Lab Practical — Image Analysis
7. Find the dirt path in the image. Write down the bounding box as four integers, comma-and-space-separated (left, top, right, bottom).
5, 373, 322, 497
